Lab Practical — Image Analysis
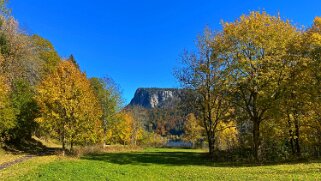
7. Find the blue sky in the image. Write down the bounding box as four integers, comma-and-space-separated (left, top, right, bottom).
8, 0, 321, 103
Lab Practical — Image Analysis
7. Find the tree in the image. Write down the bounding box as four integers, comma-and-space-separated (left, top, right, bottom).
182, 113, 204, 147
126, 106, 148, 145
215, 120, 238, 150
0, 0, 58, 144
9, 79, 39, 141
278, 44, 308, 158
117, 112, 133, 145
31, 35, 60, 73
0, 0, 10, 18
68, 54, 80, 70
35, 60, 103, 155
106, 111, 144, 145
0, 75, 15, 141
0, 17, 44, 86
90, 77, 122, 146
175, 28, 231, 159
298, 16, 321, 157
219, 12, 298, 161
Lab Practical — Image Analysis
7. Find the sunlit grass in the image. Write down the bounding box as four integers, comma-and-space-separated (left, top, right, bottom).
0, 149, 25, 165
1, 148, 320, 181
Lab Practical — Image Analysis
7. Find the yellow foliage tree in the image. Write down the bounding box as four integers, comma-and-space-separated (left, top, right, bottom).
106, 111, 143, 145
35, 60, 103, 154
117, 112, 133, 145
298, 16, 321, 156
220, 11, 298, 161
182, 113, 204, 146
215, 120, 238, 150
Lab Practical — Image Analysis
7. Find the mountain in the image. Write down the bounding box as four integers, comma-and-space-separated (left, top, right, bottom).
127, 88, 192, 136
128, 88, 181, 109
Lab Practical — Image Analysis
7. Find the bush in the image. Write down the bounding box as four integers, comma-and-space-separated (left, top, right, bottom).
140, 132, 166, 147
69, 144, 143, 157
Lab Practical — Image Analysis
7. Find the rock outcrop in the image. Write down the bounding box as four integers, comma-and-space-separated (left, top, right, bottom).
128, 88, 181, 109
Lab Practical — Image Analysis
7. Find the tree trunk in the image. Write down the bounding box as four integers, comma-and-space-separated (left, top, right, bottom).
294, 118, 301, 157
319, 135, 321, 158
290, 130, 295, 155
70, 141, 73, 152
206, 130, 215, 160
62, 130, 66, 156
287, 117, 295, 155
253, 119, 261, 162
103, 119, 107, 147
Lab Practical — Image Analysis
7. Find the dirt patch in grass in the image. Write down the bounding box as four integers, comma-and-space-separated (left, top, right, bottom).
0, 149, 25, 165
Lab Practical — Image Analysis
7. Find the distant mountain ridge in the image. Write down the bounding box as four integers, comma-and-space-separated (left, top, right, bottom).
128, 88, 181, 109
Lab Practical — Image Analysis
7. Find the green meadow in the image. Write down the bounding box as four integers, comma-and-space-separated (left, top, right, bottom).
1, 148, 320, 181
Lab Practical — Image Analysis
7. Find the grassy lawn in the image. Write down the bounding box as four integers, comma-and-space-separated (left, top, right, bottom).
0, 148, 321, 181
0, 149, 25, 165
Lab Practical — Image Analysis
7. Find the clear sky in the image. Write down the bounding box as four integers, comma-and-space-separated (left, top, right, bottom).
8, 0, 321, 103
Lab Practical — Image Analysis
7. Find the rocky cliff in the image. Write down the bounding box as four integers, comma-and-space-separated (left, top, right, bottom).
128, 88, 181, 109
127, 88, 190, 136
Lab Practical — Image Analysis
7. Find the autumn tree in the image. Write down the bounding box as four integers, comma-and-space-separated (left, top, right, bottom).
0, 0, 10, 18
31, 35, 60, 73
126, 106, 148, 145
106, 111, 144, 145
35, 60, 103, 155
277, 34, 309, 158
68, 54, 80, 70
182, 113, 204, 147
0, 17, 44, 86
0, 0, 59, 144
117, 112, 133, 145
298, 17, 321, 157
90, 77, 122, 146
175, 28, 232, 159
215, 120, 238, 150
0, 1, 59, 84
219, 12, 298, 161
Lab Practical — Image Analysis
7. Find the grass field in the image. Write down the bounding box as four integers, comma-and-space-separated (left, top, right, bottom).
0, 149, 24, 165
1, 148, 321, 181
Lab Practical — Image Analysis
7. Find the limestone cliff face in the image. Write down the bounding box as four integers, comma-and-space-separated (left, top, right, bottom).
128, 88, 181, 109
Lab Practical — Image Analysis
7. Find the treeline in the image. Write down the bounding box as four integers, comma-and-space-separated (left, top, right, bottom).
176, 12, 321, 162
0, 1, 151, 155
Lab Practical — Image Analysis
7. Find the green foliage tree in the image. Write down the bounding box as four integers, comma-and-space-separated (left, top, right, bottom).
9, 79, 38, 141
0, 0, 59, 145
31, 35, 60, 73
90, 77, 122, 146
0, 75, 15, 142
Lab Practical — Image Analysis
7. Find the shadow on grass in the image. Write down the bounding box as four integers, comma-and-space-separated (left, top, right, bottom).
81, 150, 321, 168
82, 151, 209, 166
3, 138, 60, 156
